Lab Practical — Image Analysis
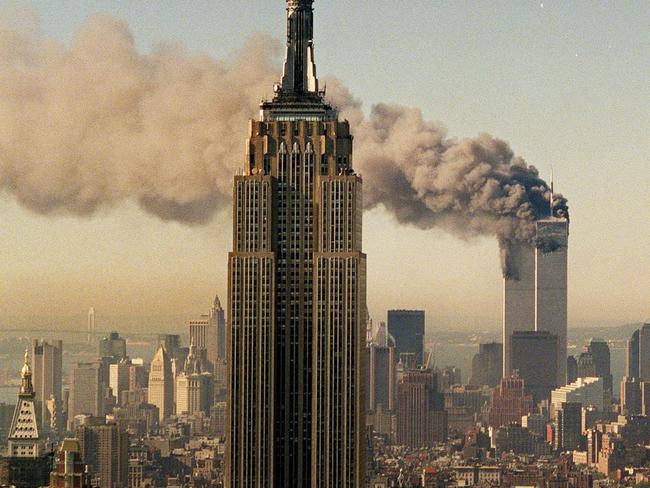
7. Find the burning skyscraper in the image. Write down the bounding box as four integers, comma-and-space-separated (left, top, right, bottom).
503, 214, 569, 386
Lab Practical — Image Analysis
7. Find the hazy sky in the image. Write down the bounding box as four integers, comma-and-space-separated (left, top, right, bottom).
1, 0, 648, 331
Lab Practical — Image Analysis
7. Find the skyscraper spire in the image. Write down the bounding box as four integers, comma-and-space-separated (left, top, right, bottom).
261, 1, 335, 122
280, 0, 319, 96
20, 349, 33, 395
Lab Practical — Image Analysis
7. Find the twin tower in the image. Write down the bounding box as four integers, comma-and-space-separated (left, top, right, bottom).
227, 1, 365, 487
503, 218, 570, 387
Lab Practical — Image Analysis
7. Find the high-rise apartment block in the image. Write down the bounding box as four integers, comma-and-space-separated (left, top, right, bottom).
226, 2, 366, 486
388, 310, 425, 367
503, 218, 569, 386
31, 339, 62, 431
76, 423, 129, 488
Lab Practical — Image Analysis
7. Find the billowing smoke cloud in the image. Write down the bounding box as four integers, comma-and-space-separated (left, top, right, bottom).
0, 14, 279, 223
325, 81, 569, 277
0, 14, 568, 275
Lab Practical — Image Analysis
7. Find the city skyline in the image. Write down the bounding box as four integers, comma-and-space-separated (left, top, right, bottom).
1, 1, 648, 330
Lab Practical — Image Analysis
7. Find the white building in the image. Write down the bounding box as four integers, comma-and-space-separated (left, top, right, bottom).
551, 377, 604, 418
148, 345, 173, 422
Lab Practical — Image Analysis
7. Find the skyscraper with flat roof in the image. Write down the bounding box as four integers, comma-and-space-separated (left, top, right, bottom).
69, 362, 103, 428
556, 402, 583, 452
503, 244, 536, 376
639, 323, 650, 380
387, 310, 425, 367
470, 342, 503, 388
627, 329, 640, 378
396, 370, 446, 447
76, 423, 129, 488
226, 2, 365, 486
31, 339, 62, 431
503, 217, 569, 385
510, 331, 559, 404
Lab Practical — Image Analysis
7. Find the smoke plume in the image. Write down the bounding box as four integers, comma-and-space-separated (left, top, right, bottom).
0, 14, 568, 275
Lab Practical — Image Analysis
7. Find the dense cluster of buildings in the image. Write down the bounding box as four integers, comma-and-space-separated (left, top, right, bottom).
0, 1, 646, 488
0, 297, 228, 488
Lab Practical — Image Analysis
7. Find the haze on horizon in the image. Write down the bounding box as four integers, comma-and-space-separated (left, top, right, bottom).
1, 1, 648, 331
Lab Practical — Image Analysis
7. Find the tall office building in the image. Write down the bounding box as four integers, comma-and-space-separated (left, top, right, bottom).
639, 323, 650, 380
7, 351, 42, 458
567, 356, 578, 384
108, 361, 131, 404
627, 329, 640, 378
175, 345, 212, 416
534, 218, 569, 385
577, 352, 596, 378
226, 2, 365, 486
487, 374, 533, 429
212, 294, 227, 361
620, 377, 642, 416
586, 339, 613, 404
387, 310, 425, 367
396, 370, 447, 447
510, 331, 559, 404
502, 243, 536, 377
503, 217, 569, 385
555, 402, 583, 452
188, 294, 225, 371
69, 362, 104, 427
1, 355, 51, 488
148, 345, 173, 422
98, 332, 127, 360
31, 339, 63, 430
368, 337, 395, 413
470, 342, 503, 388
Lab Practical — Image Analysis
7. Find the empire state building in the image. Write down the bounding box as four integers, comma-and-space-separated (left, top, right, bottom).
226, 1, 366, 487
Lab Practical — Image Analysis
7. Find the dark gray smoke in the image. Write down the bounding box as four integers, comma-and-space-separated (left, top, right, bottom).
0, 14, 568, 276
326, 80, 569, 277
